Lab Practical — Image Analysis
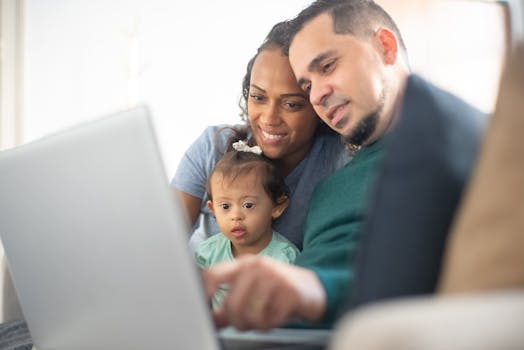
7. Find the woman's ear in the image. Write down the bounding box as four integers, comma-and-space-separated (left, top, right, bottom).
375, 27, 399, 65
271, 196, 289, 219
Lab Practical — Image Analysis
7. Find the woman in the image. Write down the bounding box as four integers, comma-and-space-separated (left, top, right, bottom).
172, 22, 349, 250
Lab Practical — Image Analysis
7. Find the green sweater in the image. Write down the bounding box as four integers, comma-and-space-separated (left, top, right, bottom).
294, 139, 385, 327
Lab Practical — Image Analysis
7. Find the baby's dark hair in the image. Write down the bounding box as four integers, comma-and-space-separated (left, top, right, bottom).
207, 127, 288, 204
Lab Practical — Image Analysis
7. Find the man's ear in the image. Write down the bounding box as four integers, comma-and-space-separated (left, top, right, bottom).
375, 27, 399, 65
206, 200, 214, 214
272, 196, 289, 219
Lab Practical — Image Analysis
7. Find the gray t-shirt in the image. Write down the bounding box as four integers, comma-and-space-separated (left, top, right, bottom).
171, 124, 349, 250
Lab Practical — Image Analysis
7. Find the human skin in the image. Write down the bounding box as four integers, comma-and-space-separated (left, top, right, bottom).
206, 170, 287, 257
203, 254, 326, 330
177, 46, 318, 228
247, 47, 319, 177
289, 13, 406, 146
202, 13, 409, 331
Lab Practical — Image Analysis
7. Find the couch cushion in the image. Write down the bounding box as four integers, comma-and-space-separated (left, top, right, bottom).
438, 44, 524, 293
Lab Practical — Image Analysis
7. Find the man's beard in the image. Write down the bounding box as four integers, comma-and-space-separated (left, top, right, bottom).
342, 88, 386, 148
341, 112, 378, 147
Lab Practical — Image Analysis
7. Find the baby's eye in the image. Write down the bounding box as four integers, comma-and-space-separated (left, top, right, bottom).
243, 202, 255, 209
220, 203, 230, 210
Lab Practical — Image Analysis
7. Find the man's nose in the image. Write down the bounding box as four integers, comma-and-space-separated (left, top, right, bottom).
309, 80, 331, 107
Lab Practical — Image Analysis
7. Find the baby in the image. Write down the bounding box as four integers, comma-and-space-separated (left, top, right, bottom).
195, 130, 300, 307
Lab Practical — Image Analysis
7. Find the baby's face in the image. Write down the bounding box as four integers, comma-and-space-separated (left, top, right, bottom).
207, 172, 277, 256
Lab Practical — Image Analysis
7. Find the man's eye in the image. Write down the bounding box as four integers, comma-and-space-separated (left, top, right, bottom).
220, 203, 230, 210
243, 202, 255, 209
321, 60, 336, 73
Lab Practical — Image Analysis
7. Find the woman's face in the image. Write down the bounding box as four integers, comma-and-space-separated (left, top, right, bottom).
248, 47, 319, 174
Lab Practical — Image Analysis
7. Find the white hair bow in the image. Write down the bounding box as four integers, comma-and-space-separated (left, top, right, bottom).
232, 140, 262, 155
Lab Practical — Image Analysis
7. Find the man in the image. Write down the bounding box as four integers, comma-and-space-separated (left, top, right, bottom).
204, 0, 483, 331
204, 0, 408, 331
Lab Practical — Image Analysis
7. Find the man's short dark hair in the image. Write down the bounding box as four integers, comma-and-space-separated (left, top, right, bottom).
285, 0, 407, 58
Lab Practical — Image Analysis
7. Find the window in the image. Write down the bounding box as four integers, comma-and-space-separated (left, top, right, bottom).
1, 0, 513, 173
380, 0, 509, 113
0, 0, 24, 150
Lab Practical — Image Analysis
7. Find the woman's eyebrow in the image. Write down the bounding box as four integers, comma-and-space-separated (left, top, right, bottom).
280, 93, 308, 99
251, 84, 306, 99
250, 84, 266, 93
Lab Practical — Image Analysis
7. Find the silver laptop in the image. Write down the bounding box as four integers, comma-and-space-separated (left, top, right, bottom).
0, 107, 329, 350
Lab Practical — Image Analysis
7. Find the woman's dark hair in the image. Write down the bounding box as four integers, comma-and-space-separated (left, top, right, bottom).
207, 127, 288, 205
238, 21, 293, 120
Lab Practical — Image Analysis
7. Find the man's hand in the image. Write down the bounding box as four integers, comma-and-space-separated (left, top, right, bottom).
202, 255, 326, 330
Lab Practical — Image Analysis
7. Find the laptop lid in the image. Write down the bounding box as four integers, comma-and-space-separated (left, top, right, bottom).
0, 107, 220, 350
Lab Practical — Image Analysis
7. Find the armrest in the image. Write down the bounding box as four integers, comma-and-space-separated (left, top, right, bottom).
330, 291, 524, 350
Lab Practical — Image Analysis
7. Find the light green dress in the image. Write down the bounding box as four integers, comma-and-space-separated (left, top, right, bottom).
195, 231, 300, 308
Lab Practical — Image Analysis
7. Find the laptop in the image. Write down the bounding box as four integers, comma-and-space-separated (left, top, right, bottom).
0, 106, 329, 350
